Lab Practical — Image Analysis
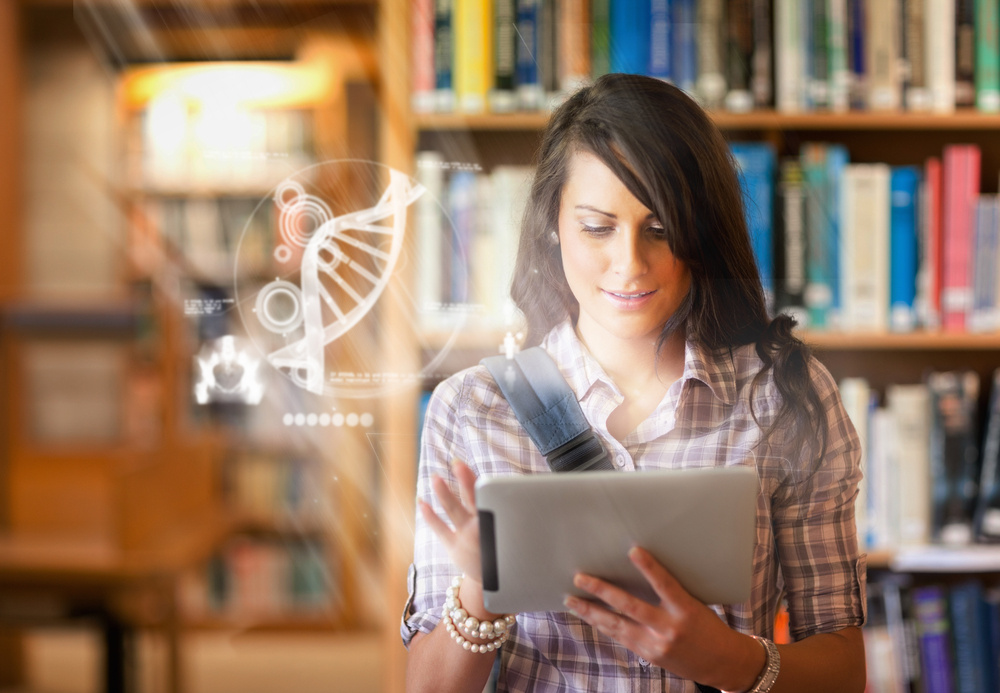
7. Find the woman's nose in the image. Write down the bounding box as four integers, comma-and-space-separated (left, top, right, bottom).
612, 231, 648, 277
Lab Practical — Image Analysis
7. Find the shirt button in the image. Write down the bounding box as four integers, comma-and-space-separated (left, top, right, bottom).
638, 656, 649, 667
614, 454, 625, 468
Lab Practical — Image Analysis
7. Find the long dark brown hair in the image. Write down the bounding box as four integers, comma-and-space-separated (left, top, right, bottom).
510, 72, 827, 463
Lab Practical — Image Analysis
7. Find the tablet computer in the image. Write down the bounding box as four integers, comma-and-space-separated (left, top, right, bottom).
476, 466, 757, 613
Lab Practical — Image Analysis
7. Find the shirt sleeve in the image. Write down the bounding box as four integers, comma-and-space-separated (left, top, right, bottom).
400, 375, 469, 648
770, 357, 868, 641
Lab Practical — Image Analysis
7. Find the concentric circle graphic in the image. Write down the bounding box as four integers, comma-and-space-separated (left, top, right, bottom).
234, 159, 467, 399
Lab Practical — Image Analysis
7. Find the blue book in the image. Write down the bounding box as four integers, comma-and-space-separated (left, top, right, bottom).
912, 584, 956, 693
516, 0, 543, 109
949, 581, 990, 693
889, 166, 921, 332
672, 0, 697, 93
847, 0, 866, 108
649, 0, 672, 80
971, 196, 999, 333
448, 170, 477, 303
730, 142, 777, 313
434, 0, 455, 111
801, 143, 832, 329
825, 145, 848, 325
610, 0, 652, 75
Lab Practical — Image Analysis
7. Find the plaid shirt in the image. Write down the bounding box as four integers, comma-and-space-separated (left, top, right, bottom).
402, 320, 867, 692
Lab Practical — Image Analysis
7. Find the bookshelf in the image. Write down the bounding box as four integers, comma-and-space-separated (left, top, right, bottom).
376, 2, 1000, 691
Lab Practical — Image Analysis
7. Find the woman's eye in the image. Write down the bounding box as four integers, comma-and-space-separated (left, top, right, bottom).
647, 225, 668, 239
581, 224, 614, 236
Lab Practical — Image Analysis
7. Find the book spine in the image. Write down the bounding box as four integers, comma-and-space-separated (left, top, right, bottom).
922, 156, 944, 328
802, 144, 832, 328
912, 585, 957, 693
840, 163, 891, 331
941, 144, 981, 332
949, 580, 988, 693
591, 0, 611, 78
516, 0, 543, 109
867, 0, 902, 110
889, 166, 921, 332
538, 0, 559, 103
697, 0, 727, 107
752, 0, 774, 107
887, 383, 933, 545
649, 0, 673, 82
956, 0, 976, 106
611, 0, 652, 76
847, 0, 868, 109
825, 144, 849, 322
775, 0, 806, 112
927, 0, 957, 112
673, 0, 698, 95
904, 0, 931, 110
557, 0, 590, 94
434, 0, 456, 111
970, 195, 999, 332
412, 0, 437, 113
975, 0, 1000, 111
731, 142, 777, 310
491, 0, 518, 112
449, 170, 477, 304
416, 151, 445, 324
778, 158, 808, 319
454, 0, 493, 113
806, 0, 829, 109
725, 0, 754, 111
838, 377, 872, 548
827, 0, 850, 111
977, 369, 1000, 541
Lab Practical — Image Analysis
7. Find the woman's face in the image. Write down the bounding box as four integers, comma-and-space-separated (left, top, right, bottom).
558, 150, 691, 350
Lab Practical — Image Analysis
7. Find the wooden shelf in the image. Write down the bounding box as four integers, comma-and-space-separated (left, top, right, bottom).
415, 108, 1000, 133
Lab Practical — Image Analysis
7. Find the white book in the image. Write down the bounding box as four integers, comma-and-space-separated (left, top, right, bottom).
866, 0, 901, 110
415, 151, 446, 327
887, 383, 932, 546
869, 406, 899, 550
925, 0, 956, 113
840, 164, 891, 331
471, 173, 495, 319
775, 0, 807, 112
839, 376, 873, 549
490, 165, 533, 328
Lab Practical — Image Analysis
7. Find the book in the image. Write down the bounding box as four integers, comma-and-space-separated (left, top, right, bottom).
866, 0, 901, 110
826, 0, 850, 111
775, 0, 807, 112
697, 0, 727, 107
591, 0, 611, 78
801, 143, 832, 328
868, 405, 898, 550
889, 166, 921, 332
805, 0, 829, 109
454, 0, 492, 113
825, 145, 849, 324
777, 158, 808, 320
724, 0, 754, 112
838, 377, 872, 548
557, 0, 590, 94
412, 0, 437, 113
415, 151, 446, 323
949, 580, 991, 693
847, 0, 868, 109
538, 0, 559, 104
490, 165, 533, 327
448, 169, 477, 304
730, 142, 776, 312
941, 144, 981, 332
490, 0, 518, 112
751, 0, 773, 107
912, 584, 956, 693
955, 0, 976, 107
434, 0, 456, 112
927, 369, 980, 545
926, 0, 957, 112
649, 0, 673, 82
840, 163, 890, 331
610, 0, 652, 76
903, 0, 931, 110
970, 195, 999, 332
975, 368, 1000, 542
516, 0, 544, 109
672, 0, 698, 95
887, 383, 932, 546
864, 581, 905, 693
917, 156, 944, 329
975, 0, 1000, 111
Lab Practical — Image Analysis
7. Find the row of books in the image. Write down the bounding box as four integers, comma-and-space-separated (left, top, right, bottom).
181, 537, 332, 618
133, 195, 275, 282
865, 577, 1000, 693
136, 100, 313, 192
414, 151, 532, 330
840, 370, 1000, 552
411, 0, 1000, 115
734, 141, 997, 334
227, 454, 329, 522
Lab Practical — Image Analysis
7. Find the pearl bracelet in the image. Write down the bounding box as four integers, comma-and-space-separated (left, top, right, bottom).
441, 576, 517, 654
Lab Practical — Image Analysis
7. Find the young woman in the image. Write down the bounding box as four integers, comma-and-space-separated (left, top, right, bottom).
401, 73, 866, 693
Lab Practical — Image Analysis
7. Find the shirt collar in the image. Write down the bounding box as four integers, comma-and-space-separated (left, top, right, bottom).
540, 319, 738, 406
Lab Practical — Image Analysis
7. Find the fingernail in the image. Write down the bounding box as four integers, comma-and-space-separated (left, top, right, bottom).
572, 574, 587, 589
563, 597, 580, 614
628, 547, 643, 562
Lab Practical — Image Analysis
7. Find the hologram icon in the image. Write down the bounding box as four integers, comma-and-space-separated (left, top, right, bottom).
248, 165, 425, 395
194, 335, 264, 405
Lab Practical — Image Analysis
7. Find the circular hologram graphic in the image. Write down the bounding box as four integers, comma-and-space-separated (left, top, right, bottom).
254, 280, 304, 334
233, 159, 470, 399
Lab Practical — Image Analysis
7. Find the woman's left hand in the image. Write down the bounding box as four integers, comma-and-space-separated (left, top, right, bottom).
563, 546, 758, 687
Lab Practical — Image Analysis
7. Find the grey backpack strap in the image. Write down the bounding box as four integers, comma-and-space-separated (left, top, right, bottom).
481, 347, 613, 472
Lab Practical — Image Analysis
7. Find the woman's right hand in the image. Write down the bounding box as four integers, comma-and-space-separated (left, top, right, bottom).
417, 459, 484, 584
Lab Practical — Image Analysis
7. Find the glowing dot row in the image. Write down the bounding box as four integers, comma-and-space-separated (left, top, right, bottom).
283, 412, 374, 428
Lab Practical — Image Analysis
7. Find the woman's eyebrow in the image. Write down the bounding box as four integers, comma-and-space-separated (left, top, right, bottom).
575, 204, 657, 221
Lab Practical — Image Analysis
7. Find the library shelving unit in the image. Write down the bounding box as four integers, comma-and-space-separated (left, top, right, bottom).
376, 9, 1000, 693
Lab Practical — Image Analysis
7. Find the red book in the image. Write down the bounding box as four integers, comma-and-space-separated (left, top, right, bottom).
411, 0, 436, 113
923, 156, 943, 329
941, 144, 981, 331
